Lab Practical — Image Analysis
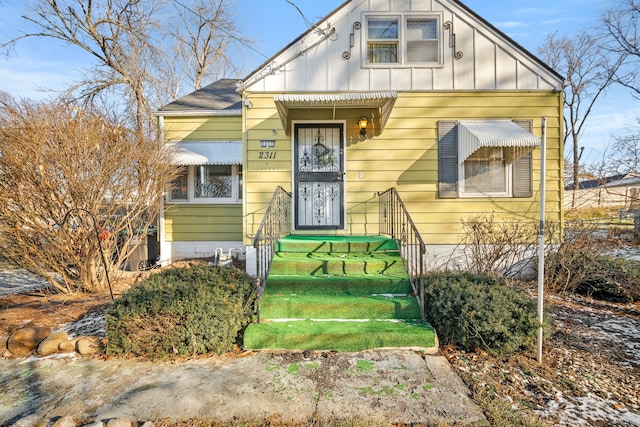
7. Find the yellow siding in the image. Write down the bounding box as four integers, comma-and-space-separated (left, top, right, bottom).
165, 204, 242, 241
244, 91, 563, 245
164, 116, 242, 141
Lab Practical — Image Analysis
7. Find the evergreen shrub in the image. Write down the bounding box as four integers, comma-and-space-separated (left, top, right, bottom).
423, 272, 550, 356
106, 266, 255, 359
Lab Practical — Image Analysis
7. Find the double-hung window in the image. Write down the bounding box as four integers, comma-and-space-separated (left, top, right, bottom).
367, 18, 399, 63
460, 147, 511, 196
366, 14, 441, 66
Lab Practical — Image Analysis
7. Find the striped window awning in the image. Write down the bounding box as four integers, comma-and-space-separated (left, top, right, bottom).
167, 141, 242, 165
274, 91, 397, 135
458, 120, 540, 163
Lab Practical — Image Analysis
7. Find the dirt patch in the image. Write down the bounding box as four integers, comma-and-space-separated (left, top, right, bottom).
445, 293, 640, 426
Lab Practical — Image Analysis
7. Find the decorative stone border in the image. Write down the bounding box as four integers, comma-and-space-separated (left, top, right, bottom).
1, 326, 104, 358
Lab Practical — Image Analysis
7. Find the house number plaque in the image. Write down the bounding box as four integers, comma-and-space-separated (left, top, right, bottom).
258, 151, 277, 159
259, 139, 277, 160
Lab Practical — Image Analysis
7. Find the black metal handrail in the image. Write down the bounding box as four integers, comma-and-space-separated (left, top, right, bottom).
377, 188, 427, 320
252, 186, 292, 321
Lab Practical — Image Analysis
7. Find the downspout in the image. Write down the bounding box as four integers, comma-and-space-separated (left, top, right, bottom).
157, 114, 169, 266
243, 93, 251, 240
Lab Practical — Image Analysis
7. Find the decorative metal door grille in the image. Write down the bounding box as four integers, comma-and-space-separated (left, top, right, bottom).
294, 124, 344, 229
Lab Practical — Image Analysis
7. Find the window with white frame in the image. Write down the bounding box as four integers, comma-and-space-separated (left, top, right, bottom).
438, 120, 536, 199
365, 14, 440, 65
168, 165, 242, 203
460, 147, 512, 197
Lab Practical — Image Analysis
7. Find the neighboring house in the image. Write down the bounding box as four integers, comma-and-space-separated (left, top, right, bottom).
156, 0, 564, 274
565, 173, 640, 211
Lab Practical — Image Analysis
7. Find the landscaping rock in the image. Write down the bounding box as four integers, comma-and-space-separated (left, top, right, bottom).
76, 336, 103, 355
37, 331, 70, 356
106, 418, 133, 427
58, 337, 79, 353
7, 327, 50, 356
51, 415, 76, 427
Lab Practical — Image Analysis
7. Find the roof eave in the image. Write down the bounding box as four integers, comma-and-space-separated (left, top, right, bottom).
454, 0, 565, 83
239, 0, 352, 90
155, 109, 242, 117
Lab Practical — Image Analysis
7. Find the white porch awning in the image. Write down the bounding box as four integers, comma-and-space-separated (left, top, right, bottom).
274, 91, 397, 135
458, 120, 540, 163
168, 141, 242, 165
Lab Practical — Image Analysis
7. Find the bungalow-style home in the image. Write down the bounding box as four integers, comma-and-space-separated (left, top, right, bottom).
155, 0, 564, 276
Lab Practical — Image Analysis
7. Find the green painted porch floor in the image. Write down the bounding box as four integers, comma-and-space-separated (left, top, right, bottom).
244, 235, 437, 352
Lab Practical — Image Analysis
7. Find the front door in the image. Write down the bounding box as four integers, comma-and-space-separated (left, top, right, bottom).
294, 124, 345, 230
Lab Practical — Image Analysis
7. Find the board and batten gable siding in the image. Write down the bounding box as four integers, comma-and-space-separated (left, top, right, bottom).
242, 0, 560, 94
243, 90, 563, 245
163, 114, 243, 242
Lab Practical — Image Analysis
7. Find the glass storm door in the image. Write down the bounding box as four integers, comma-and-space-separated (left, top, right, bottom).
294, 124, 345, 230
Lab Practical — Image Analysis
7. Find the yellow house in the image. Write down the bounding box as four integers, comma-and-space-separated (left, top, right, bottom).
156, 0, 564, 276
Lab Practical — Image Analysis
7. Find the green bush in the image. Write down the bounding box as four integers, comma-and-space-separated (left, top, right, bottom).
106, 266, 255, 359
423, 272, 550, 356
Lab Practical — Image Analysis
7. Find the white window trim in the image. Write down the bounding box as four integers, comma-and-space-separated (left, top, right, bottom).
363, 12, 444, 68
167, 164, 242, 204
458, 150, 513, 198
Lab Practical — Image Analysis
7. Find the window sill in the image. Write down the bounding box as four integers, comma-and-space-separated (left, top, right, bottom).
459, 193, 512, 198
363, 62, 444, 69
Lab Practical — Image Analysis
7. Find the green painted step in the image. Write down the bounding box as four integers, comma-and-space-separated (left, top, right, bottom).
244, 319, 437, 352
260, 294, 421, 320
244, 235, 436, 352
276, 235, 399, 253
264, 274, 412, 296
268, 252, 407, 276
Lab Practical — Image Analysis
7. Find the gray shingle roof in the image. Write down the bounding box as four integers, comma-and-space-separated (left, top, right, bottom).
159, 78, 242, 112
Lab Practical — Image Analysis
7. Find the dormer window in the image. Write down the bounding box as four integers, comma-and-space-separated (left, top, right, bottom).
365, 14, 441, 66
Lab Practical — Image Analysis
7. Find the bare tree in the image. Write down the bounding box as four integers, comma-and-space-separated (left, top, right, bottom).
5, 0, 166, 134
2, 0, 246, 131
168, 0, 246, 93
538, 31, 625, 193
603, 0, 640, 97
0, 98, 177, 293
607, 120, 640, 175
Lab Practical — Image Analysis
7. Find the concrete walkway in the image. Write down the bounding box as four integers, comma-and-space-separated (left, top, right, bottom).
0, 350, 487, 426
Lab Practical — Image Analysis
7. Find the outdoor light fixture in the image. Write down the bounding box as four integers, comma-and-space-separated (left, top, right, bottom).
358, 116, 368, 135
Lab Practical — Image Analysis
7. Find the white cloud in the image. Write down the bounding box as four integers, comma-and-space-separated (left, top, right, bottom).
497, 21, 531, 29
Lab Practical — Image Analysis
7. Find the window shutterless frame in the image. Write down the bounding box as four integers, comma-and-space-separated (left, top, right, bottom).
363, 12, 443, 67
167, 164, 242, 204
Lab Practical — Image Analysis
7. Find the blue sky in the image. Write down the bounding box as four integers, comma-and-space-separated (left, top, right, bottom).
0, 0, 635, 167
